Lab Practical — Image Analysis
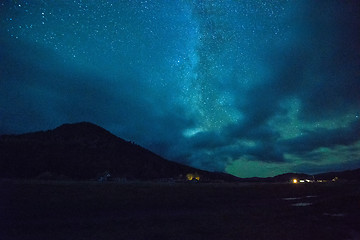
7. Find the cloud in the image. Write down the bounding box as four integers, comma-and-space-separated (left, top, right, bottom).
170, 0, 360, 171
284, 0, 360, 121
281, 120, 360, 155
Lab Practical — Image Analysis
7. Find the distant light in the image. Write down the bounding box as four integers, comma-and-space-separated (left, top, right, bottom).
293, 179, 298, 184
186, 173, 200, 181
186, 173, 193, 181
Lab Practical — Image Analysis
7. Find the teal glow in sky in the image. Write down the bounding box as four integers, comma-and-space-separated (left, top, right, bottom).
1, 0, 359, 177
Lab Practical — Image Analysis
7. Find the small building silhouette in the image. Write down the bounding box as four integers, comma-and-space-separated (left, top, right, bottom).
97, 171, 111, 182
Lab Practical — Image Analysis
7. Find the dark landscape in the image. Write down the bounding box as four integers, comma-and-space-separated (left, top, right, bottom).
1, 180, 360, 240
2, 1, 360, 239
1, 123, 360, 240
0, 122, 238, 182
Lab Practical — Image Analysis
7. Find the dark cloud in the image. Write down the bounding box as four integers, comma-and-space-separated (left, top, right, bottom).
287, 1, 360, 121
281, 120, 360, 155
245, 142, 284, 163
292, 158, 360, 175
227, 0, 360, 126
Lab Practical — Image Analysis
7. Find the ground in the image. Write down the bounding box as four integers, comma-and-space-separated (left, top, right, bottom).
1, 180, 359, 240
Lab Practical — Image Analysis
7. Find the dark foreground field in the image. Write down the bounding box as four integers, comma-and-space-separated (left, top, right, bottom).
1, 180, 360, 240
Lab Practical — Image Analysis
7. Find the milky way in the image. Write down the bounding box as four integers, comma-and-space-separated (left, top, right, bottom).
1, 0, 360, 177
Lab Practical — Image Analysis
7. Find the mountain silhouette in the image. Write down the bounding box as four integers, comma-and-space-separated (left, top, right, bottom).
2, 122, 358, 182
0, 122, 239, 181
239, 169, 360, 182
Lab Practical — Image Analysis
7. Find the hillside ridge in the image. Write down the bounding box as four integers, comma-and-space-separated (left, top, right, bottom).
0, 122, 238, 181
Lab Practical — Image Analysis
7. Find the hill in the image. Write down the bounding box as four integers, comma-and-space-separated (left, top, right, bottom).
239, 169, 360, 183
314, 168, 360, 181
1, 122, 358, 182
0, 122, 238, 181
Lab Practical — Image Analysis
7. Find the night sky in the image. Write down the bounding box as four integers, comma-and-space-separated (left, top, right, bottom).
1, 0, 360, 177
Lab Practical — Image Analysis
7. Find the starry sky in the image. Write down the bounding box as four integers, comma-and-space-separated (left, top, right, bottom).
1, 0, 360, 177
